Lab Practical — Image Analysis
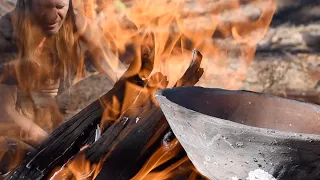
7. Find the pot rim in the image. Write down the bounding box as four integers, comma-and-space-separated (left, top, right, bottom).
155, 86, 320, 142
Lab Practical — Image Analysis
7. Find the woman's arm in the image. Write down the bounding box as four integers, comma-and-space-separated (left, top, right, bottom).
74, 11, 125, 84
0, 12, 48, 143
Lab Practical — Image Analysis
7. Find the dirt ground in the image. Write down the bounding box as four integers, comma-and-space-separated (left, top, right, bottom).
242, 0, 320, 105
246, 0, 320, 93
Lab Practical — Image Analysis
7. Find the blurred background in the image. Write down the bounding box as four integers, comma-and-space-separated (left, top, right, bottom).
0, 0, 319, 104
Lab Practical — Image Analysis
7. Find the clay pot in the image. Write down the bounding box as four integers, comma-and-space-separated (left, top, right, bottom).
155, 86, 320, 180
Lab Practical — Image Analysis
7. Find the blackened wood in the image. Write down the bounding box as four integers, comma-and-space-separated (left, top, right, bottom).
4, 100, 104, 180
89, 79, 167, 180
4, 51, 155, 180
87, 49, 203, 180
175, 50, 204, 87
5, 49, 202, 180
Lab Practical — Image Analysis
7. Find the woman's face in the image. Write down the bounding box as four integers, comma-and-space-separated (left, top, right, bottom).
31, 0, 70, 35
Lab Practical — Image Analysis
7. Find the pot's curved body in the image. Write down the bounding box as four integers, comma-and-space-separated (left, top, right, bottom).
155, 87, 320, 180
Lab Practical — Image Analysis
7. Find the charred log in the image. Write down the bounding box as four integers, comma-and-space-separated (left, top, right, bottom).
5, 49, 203, 180
86, 50, 203, 180
4, 51, 155, 180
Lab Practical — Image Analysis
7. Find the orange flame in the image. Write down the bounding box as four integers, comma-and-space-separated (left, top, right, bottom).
49, 152, 103, 180
0, 0, 277, 178
131, 139, 182, 180
74, 0, 277, 90
76, 0, 276, 179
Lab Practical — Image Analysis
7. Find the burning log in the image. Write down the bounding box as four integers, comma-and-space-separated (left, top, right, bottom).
3, 50, 155, 180
3, 96, 102, 179
83, 50, 203, 180
156, 86, 320, 179
4, 50, 203, 180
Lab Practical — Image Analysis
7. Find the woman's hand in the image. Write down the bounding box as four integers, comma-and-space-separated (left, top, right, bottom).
29, 79, 60, 108
0, 84, 48, 143
0, 84, 17, 110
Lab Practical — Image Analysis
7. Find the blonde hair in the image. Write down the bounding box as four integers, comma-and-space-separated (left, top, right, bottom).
13, 0, 83, 92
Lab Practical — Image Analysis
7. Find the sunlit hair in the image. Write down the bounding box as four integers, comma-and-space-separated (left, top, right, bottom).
13, 0, 84, 92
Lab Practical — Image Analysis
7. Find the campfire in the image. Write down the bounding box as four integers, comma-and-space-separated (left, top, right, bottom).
1, 0, 320, 179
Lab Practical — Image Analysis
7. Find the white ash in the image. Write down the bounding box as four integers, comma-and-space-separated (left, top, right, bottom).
231, 169, 276, 180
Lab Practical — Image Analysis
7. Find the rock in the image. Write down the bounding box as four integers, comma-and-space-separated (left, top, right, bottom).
301, 32, 320, 50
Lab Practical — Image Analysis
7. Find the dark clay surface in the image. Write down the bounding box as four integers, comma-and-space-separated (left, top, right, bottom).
156, 86, 320, 179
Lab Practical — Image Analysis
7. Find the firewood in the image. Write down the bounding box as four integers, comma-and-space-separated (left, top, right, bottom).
86, 73, 168, 180
4, 51, 155, 180
83, 49, 203, 179
4, 100, 104, 180
5, 49, 203, 180
175, 49, 203, 87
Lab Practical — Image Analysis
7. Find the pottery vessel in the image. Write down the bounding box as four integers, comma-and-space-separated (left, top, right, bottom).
155, 86, 320, 180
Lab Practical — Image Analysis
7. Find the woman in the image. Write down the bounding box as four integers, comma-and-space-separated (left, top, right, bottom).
0, 0, 123, 148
